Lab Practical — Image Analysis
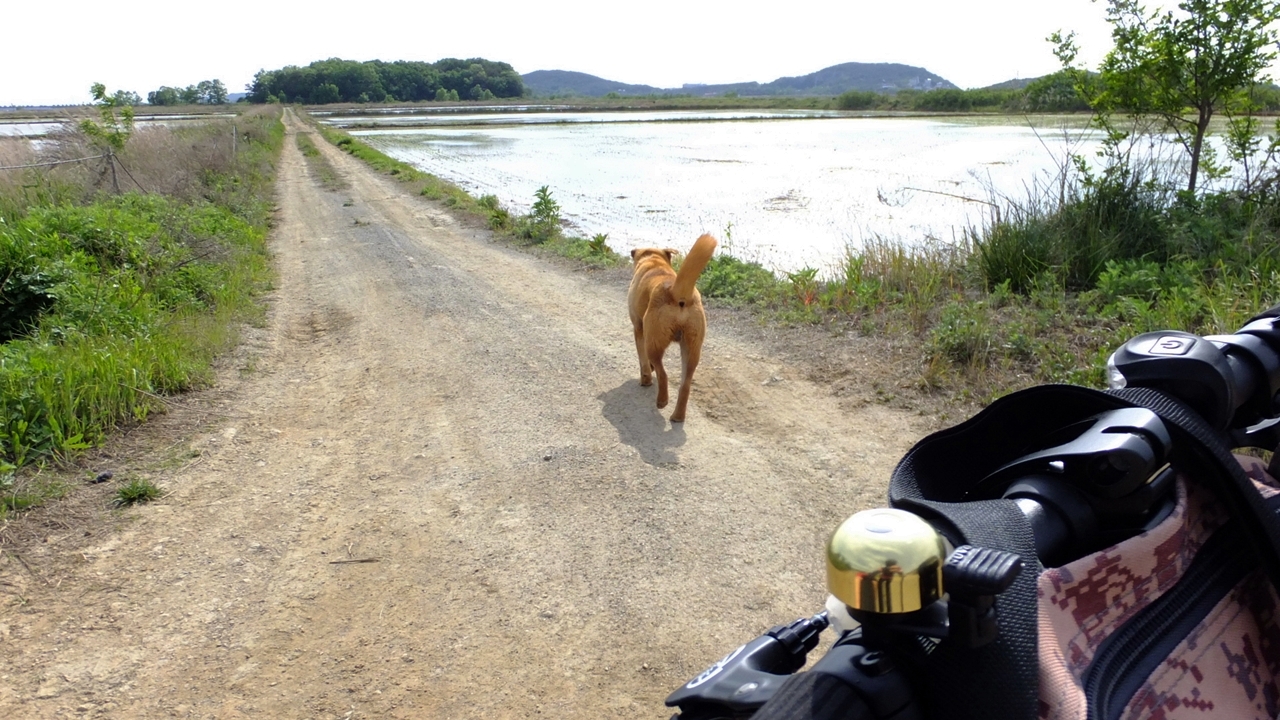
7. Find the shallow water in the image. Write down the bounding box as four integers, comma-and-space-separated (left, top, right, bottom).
347, 110, 1099, 275
0, 114, 238, 138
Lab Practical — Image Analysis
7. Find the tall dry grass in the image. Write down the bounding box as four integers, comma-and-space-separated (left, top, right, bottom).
2, 105, 282, 211
0, 138, 50, 217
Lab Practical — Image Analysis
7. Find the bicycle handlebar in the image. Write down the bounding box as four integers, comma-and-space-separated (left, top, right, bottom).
668, 304, 1280, 720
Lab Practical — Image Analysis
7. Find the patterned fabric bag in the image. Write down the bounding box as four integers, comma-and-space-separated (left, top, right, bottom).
1037, 455, 1280, 720
753, 308, 1280, 720
884, 384, 1280, 720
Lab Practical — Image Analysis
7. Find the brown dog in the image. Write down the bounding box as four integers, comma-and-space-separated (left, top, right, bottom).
628, 233, 718, 422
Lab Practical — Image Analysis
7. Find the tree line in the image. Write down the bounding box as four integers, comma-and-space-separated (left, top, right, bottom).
147, 80, 229, 106
836, 70, 1280, 115
245, 57, 525, 104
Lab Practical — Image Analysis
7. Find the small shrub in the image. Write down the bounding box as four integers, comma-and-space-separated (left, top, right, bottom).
927, 301, 996, 366
1093, 258, 1164, 304
699, 255, 780, 307
0, 262, 58, 343
113, 477, 163, 507
547, 234, 624, 266
837, 91, 880, 110
587, 233, 611, 256
479, 194, 512, 230
516, 186, 562, 244
785, 267, 819, 306
972, 220, 1055, 294
531, 186, 561, 225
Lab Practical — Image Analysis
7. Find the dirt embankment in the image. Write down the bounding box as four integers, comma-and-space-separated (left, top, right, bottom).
0, 109, 939, 719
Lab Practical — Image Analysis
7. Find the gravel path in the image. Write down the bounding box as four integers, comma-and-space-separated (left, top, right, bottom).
0, 109, 933, 719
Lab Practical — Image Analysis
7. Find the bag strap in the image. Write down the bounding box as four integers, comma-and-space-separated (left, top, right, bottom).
886, 382, 1280, 720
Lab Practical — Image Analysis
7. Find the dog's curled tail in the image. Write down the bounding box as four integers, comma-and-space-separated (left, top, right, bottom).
671, 233, 718, 302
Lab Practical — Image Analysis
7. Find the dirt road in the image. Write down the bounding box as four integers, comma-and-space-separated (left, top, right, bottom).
0, 110, 934, 719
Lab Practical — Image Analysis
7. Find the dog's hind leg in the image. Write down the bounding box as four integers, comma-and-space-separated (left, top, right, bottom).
633, 323, 652, 386
648, 344, 669, 409
670, 338, 701, 423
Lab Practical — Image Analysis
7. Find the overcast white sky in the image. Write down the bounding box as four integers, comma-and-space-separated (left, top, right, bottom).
4, 0, 1124, 107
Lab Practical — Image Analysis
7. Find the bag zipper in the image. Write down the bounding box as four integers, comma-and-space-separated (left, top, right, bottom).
1083, 524, 1253, 720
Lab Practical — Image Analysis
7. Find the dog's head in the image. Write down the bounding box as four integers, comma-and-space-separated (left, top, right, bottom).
630, 247, 678, 265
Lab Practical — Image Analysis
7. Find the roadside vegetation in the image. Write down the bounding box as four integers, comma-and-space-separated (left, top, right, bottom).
0, 87, 281, 516
312, 123, 622, 267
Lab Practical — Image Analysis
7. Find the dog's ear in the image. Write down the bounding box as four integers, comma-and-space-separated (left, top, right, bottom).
664, 248, 678, 262
630, 248, 640, 261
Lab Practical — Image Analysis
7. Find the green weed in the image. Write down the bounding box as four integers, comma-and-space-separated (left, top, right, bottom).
296, 133, 345, 190
113, 477, 163, 507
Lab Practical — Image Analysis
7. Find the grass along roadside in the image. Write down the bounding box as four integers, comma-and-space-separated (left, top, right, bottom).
0, 101, 283, 519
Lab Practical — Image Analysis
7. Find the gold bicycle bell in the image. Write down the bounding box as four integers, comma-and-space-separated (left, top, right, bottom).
826, 508, 947, 614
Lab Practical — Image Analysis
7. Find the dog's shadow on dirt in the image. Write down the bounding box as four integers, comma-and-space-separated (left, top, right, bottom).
598, 381, 687, 466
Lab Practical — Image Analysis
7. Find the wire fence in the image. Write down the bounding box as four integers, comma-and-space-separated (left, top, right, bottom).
0, 150, 147, 192
0, 153, 108, 171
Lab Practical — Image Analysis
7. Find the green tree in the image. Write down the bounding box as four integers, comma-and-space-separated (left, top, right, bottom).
245, 57, 523, 105
914, 88, 973, 111
199, 79, 229, 104
837, 90, 880, 110
312, 83, 341, 104
1024, 70, 1094, 111
147, 86, 182, 105
110, 90, 141, 106
1083, 0, 1280, 193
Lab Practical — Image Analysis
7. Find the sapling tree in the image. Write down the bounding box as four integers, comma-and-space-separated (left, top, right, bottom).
1059, 0, 1280, 194
80, 83, 134, 153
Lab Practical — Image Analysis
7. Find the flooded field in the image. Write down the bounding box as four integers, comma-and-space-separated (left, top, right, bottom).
321, 108, 1099, 274
0, 113, 238, 138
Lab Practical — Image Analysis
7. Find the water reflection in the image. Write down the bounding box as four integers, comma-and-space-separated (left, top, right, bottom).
351, 111, 1101, 274
0, 114, 237, 138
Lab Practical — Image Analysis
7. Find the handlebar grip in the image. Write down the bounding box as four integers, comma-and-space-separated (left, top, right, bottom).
752, 672, 875, 720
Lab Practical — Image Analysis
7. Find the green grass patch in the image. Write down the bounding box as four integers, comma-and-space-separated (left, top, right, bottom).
0, 107, 282, 513
0, 194, 272, 467
113, 477, 163, 507
317, 126, 428, 183
699, 254, 782, 307
295, 132, 345, 190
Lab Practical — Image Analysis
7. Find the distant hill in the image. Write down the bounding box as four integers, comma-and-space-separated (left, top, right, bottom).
980, 77, 1042, 91
522, 62, 957, 98
763, 63, 957, 95
520, 71, 663, 97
